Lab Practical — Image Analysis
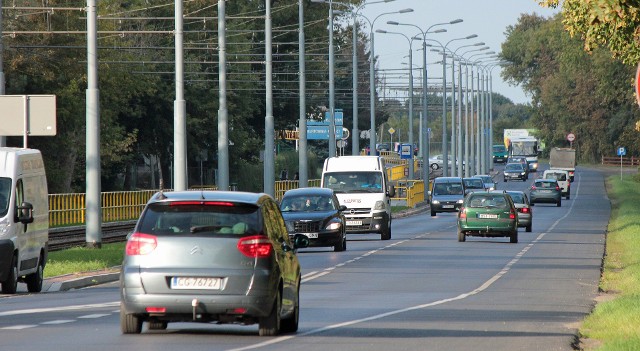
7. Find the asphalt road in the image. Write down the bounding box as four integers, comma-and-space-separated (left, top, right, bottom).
0, 164, 609, 351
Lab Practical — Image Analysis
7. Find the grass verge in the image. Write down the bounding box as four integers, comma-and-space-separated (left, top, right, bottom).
44, 243, 125, 278
579, 174, 640, 350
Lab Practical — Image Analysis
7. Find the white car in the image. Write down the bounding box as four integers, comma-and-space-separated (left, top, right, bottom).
429, 154, 465, 170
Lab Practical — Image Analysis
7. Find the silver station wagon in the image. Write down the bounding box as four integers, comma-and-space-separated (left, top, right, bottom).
120, 190, 309, 336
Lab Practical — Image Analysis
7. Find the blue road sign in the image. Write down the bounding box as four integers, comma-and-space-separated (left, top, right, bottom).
324, 109, 343, 126
617, 147, 626, 156
307, 122, 343, 140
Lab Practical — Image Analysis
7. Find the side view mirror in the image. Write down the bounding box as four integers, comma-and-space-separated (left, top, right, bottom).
338, 205, 347, 212
292, 233, 310, 250
16, 202, 34, 224
388, 185, 396, 198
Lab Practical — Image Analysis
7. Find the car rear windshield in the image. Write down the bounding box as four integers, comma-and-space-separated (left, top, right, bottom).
467, 195, 509, 209
545, 172, 567, 181
507, 193, 524, 203
138, 203, 261, 236
535, 181, 556, 188
463, 179, 484, 189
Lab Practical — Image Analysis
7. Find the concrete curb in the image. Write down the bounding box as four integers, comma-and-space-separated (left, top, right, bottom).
44, 272, 121, 292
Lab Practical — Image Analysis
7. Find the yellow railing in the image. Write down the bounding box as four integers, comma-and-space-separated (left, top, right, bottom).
392, 179, 427, 208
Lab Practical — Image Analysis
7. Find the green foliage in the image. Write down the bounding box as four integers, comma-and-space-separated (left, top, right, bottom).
45, 243, 126, 278
501, 14, 640, 162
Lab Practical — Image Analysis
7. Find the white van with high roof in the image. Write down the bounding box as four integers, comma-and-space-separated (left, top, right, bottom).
0, 147, 49, 294
321, 156, 395, 240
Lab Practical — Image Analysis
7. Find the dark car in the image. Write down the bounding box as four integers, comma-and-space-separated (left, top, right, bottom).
430, 177, 465, 216
280, 187, 347, 252
506, 190, 532, 232
463, 177, 485, 195
457, 190, 519, 243
120, 190, 309, 336
507, 156, 530, 176
529, 179, 562, 207
503, 163, 528, 182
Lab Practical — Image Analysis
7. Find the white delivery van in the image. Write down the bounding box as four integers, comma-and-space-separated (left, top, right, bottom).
0, 148, 49, 294
543, 169, 571, 199
321, 156, 395, 240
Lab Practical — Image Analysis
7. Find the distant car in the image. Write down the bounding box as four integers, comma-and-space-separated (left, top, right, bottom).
503, 163, 528, 182
376, 143, 391, 152
457, 190, 519, 243
507, 156, 530, 175
430, 177, 465, 216
543, 169, 570, 199
120, 190, 309, 336
506, 190, 532, 232
280, 187, 347, 252
492, 144, 508, 163
463, 177, 485, 195
529, 179, 562, 207
429, 154, 464, 171
474, 174, 497, 190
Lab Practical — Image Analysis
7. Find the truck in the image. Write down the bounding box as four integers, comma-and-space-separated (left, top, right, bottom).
0, 148, 49, 294
504, 129, 540, 172
549, 147, 576, 181
321, 156, 395, 240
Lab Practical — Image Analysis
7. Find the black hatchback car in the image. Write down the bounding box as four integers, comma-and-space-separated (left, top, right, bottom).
120, 191, 309, 336
503, 162, 528, 182
280, 187, 347, 252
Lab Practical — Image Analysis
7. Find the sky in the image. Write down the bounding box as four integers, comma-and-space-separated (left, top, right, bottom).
358, 0, 561, 104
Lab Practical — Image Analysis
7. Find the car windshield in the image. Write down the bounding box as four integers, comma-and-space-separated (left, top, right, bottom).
138, 203, 261, 236
323, 172, 383, 193
433, 182, 464, 196
0, 177, 10, 218
508, 193, 524, 203
463, 179, 484, 189
493, 146, 506, 153
506, 164, 523, 171
281, 195, 335, 212
468, 195, 509, 209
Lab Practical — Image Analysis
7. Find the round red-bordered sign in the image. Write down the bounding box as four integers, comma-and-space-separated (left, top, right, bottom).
567, 133, 575, 142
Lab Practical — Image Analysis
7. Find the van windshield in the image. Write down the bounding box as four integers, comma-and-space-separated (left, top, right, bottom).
323, 172, 383, 193
0, 177, 10, 217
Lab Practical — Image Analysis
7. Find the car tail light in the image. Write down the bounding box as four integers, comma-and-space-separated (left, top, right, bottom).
237, 235, 272, 258
530, 185, 536, 190
146, 307, 166, 313
509, 212, 516, 219
126, 233, 158, 255
459, 207, 467, 219
555, 185, 561, 191
519, 207, 530, 214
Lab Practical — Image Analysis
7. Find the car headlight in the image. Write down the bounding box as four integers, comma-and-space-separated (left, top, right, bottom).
503, 172, 508, 176
457, 199, 464, 204
431, 200, 440, 205
521, 172, 525, 175
325, 222, 342, 231
374, 200, 385, 210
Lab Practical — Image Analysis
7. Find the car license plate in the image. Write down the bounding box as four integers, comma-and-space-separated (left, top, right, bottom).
540, 190, 551, 193
346, 220, 362, 226
304, 233, 319, 239
171, 277, 221, 290
442, 205, 454, 209
478, 214, 498, 219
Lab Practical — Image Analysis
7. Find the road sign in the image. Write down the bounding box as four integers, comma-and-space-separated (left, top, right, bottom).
567, 133, 576, 142
324, 109, 343, 126
400, 143, 412, 159
0, 95, 57, 136
388, 127, 395, 135
306, 121, 343, 140
617, 147, 626, 156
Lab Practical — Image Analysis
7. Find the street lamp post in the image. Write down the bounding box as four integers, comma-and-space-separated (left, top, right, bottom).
426, 35, 477, 177
376, 29, 415, 179
362, 8, 413, 156
388, 20, 461, 186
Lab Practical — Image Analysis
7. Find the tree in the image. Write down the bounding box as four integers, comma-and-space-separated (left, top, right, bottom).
539, 1, 640, 65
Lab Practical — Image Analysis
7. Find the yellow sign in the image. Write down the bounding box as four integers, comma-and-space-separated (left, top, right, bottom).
388, 127, 395, 135
278, 130, 299, 140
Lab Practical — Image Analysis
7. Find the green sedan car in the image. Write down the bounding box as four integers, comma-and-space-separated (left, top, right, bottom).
457, 190, 519, 243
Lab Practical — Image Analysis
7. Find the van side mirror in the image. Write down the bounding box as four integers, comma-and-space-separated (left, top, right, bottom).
388, 185, 396, 198
17, 202, 34, 224
338, 205, 347, 212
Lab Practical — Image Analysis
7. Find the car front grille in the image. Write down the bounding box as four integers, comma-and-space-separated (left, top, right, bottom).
294, 221, 322, 232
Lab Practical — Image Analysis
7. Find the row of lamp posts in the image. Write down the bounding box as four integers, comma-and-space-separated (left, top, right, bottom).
310, 0, 503, 185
